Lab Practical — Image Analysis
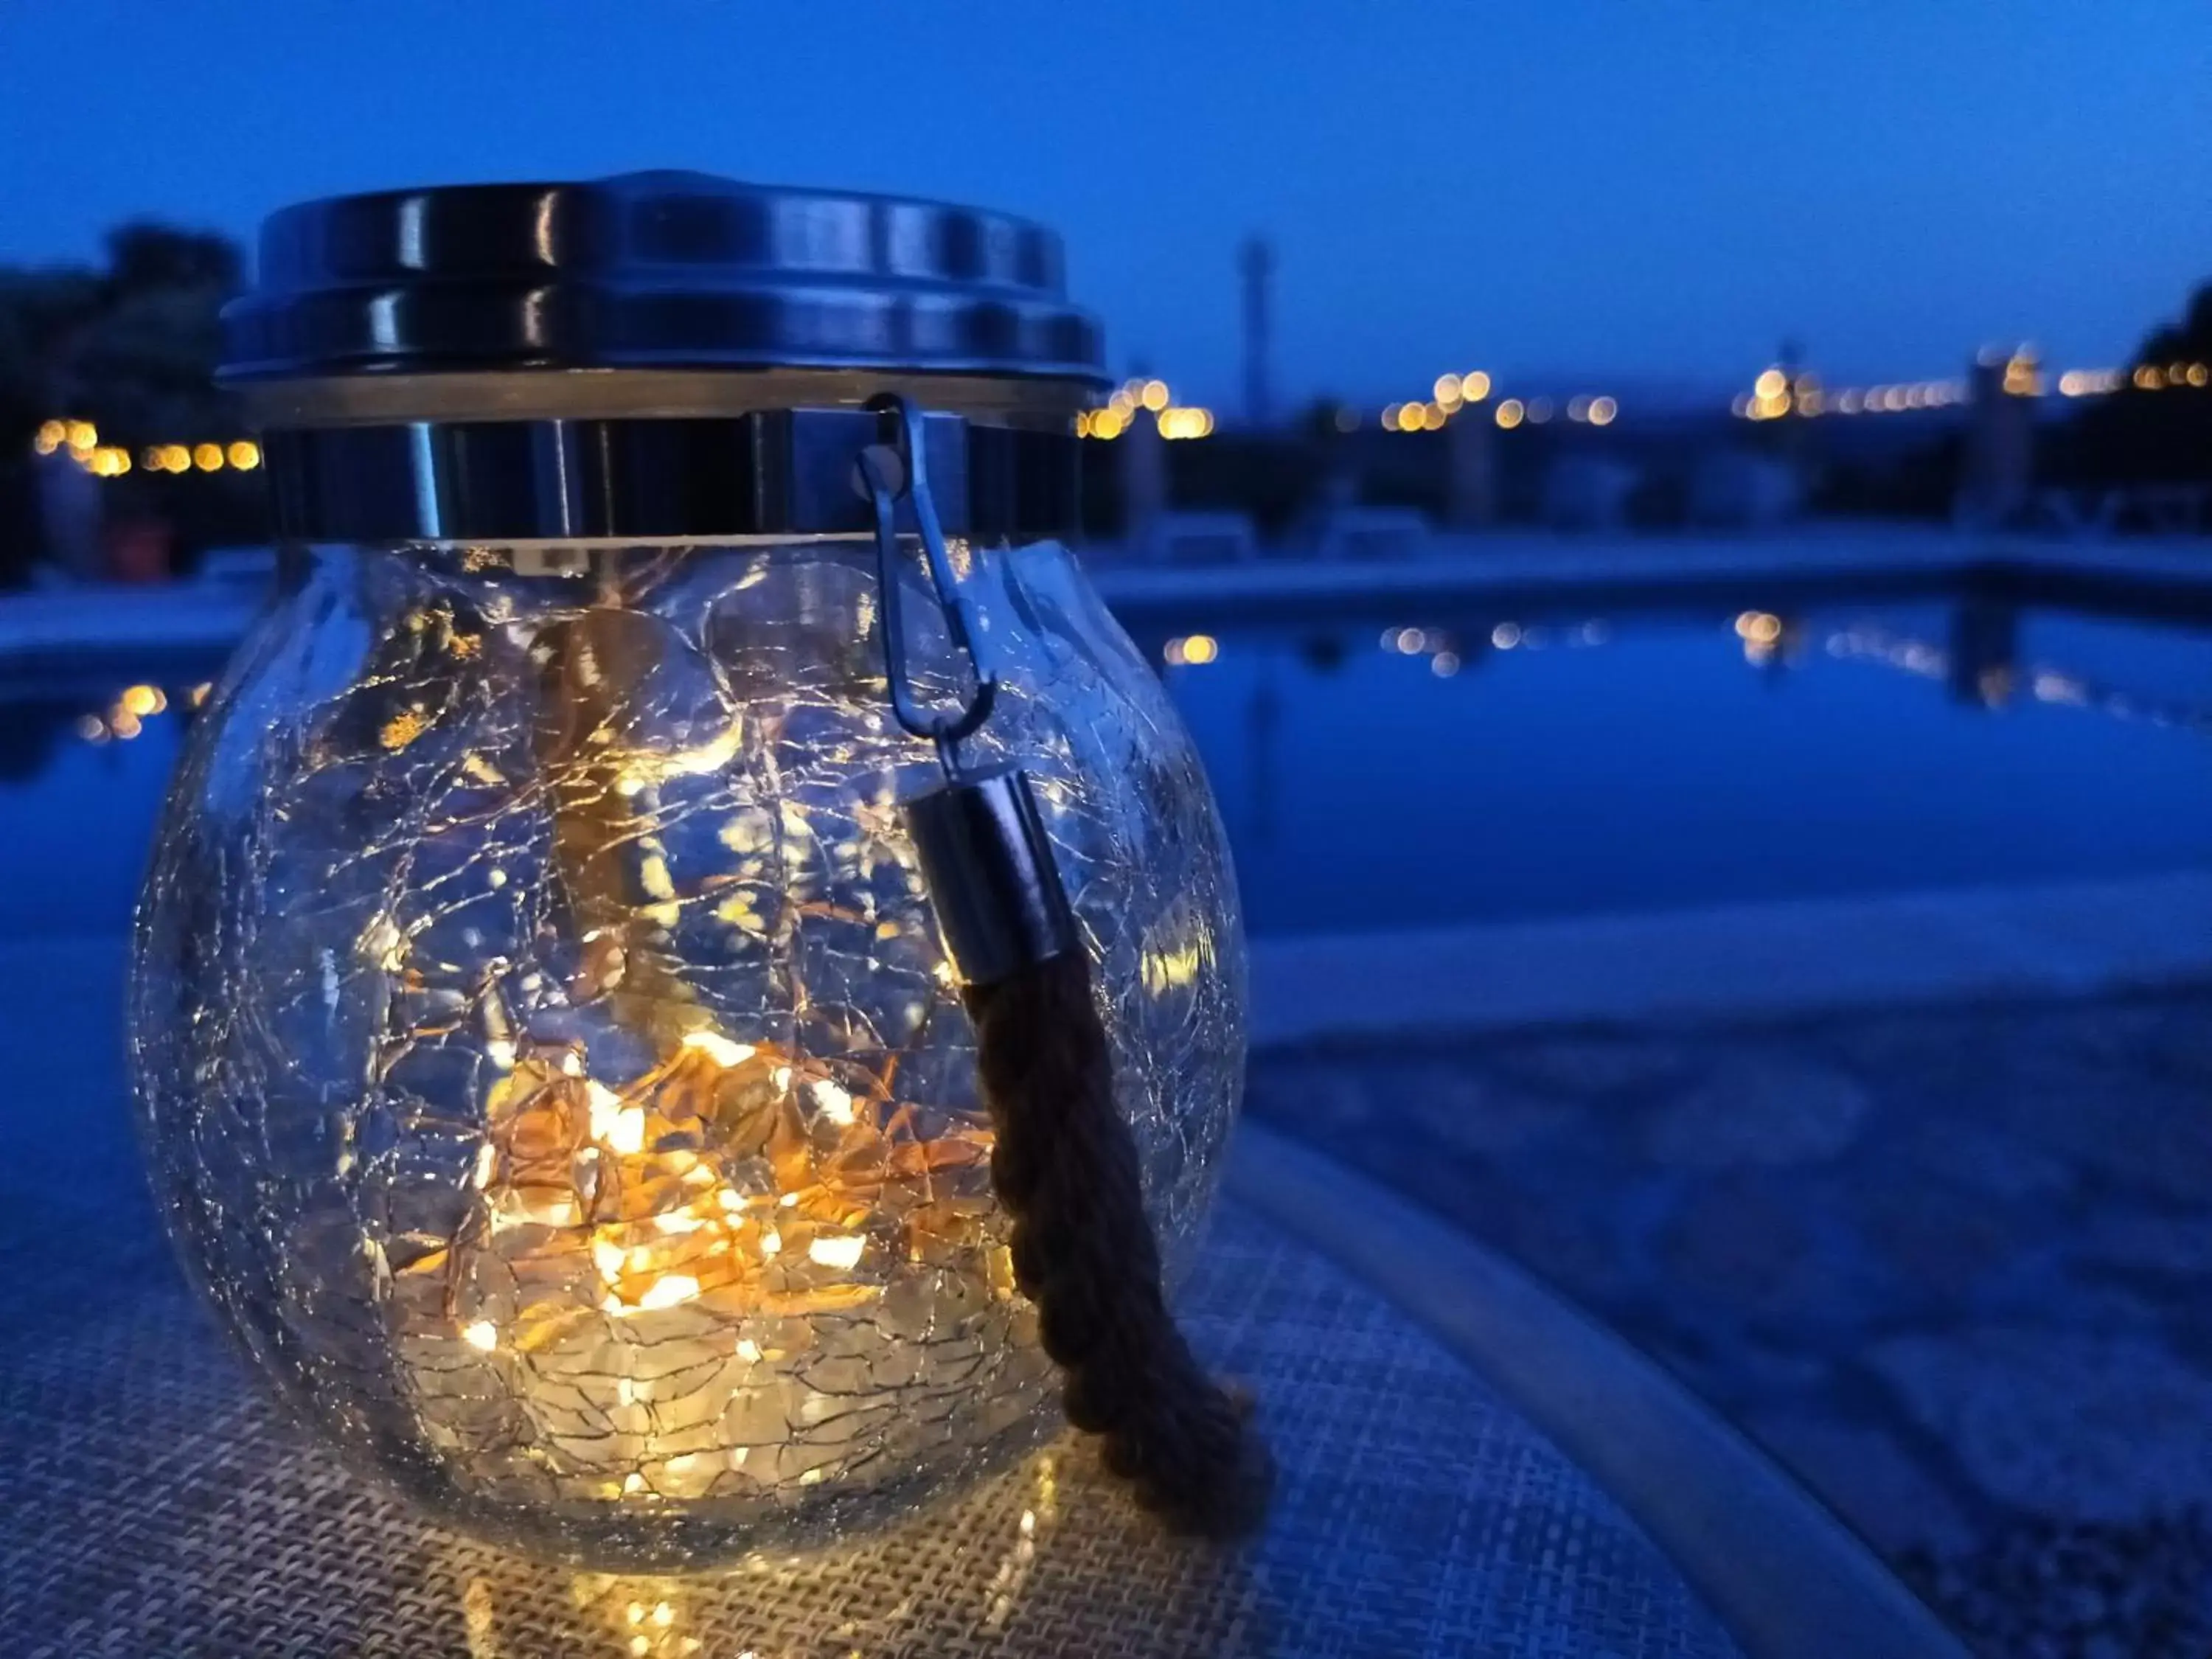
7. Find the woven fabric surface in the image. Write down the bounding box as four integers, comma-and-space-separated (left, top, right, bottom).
0, 943, 1739, 1658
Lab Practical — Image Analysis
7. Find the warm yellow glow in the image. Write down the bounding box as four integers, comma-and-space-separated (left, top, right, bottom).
1139, 378, 1169, 411
1495, 399, 1525, 430
1735, 611, 1784, 645
1088, 408, 1126, 440
66, 420, 97, 451
1178, 633, 1218, 665
2135, 365, 2163, 390
810, 1077, 856, 1125
807, 1234, 866, 1270
1460, 371, 1491, 403
1396, 403, 1426, 434
1433, 372, 1463, 405
1589, 395, 1618, 426
2191, 364, 2209, 388
1380, 403, 1402, 431
1754, 369, 1787, 400
111, 711, 142, 740
229, 440, 262, 469
34, 420, 67, 453
635, 1274, 701, 1311
193, 442, 224, 472
121, 684, 163, 717
1421, 400, 1447, 431
678, 1030, 755, 1068
461, 1320, 499, 1352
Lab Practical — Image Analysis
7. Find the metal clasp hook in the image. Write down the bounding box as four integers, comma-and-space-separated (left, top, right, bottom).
855, 394, 997, 778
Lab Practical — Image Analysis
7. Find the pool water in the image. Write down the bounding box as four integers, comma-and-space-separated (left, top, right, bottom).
4, 591, 2208, 939
1135, 597, 2212, 935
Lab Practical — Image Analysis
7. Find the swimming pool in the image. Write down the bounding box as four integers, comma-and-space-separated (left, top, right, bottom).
5, 580, 2208, 939
1129, 592, 2212, 934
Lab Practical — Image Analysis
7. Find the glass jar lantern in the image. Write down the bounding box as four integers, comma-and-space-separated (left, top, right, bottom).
128, 173, 1245, 1568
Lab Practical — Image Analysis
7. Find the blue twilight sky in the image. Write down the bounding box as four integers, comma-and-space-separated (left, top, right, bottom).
4, 1, 2208, 409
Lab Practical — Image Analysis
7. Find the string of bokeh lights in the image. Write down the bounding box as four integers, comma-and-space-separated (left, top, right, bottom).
32, 419, 260, 476
1076, 378, 1217, 441
1730, 349, 2191, 422
37, 346, 2207, 467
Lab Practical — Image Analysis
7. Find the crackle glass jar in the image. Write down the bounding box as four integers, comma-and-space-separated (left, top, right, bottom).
128, 173, 1245, 1568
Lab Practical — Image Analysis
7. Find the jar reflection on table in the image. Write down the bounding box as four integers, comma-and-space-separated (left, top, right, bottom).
131, 533, 1245, 1565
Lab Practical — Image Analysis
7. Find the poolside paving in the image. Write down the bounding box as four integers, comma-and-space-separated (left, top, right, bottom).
1248, 985, 2212, 1655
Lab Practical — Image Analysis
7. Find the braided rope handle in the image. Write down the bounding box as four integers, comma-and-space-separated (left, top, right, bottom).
966, 949, 1273, 1538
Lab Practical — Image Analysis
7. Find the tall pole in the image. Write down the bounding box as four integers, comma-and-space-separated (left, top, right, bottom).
1240, 235, 1274, 431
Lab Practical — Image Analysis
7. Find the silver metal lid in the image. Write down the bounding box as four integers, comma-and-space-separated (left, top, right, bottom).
219, 170, 1110, 392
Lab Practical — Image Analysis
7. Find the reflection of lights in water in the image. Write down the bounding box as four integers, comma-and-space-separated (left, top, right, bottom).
1163, 633, 1217, 667
1490, 622, 1522, 650
1736, 609, 1787, 665
1829, 626, 2212, 736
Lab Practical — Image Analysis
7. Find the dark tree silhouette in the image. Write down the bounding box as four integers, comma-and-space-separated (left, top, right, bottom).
0, 223, 257, 582
2049, 279, 2212, 487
